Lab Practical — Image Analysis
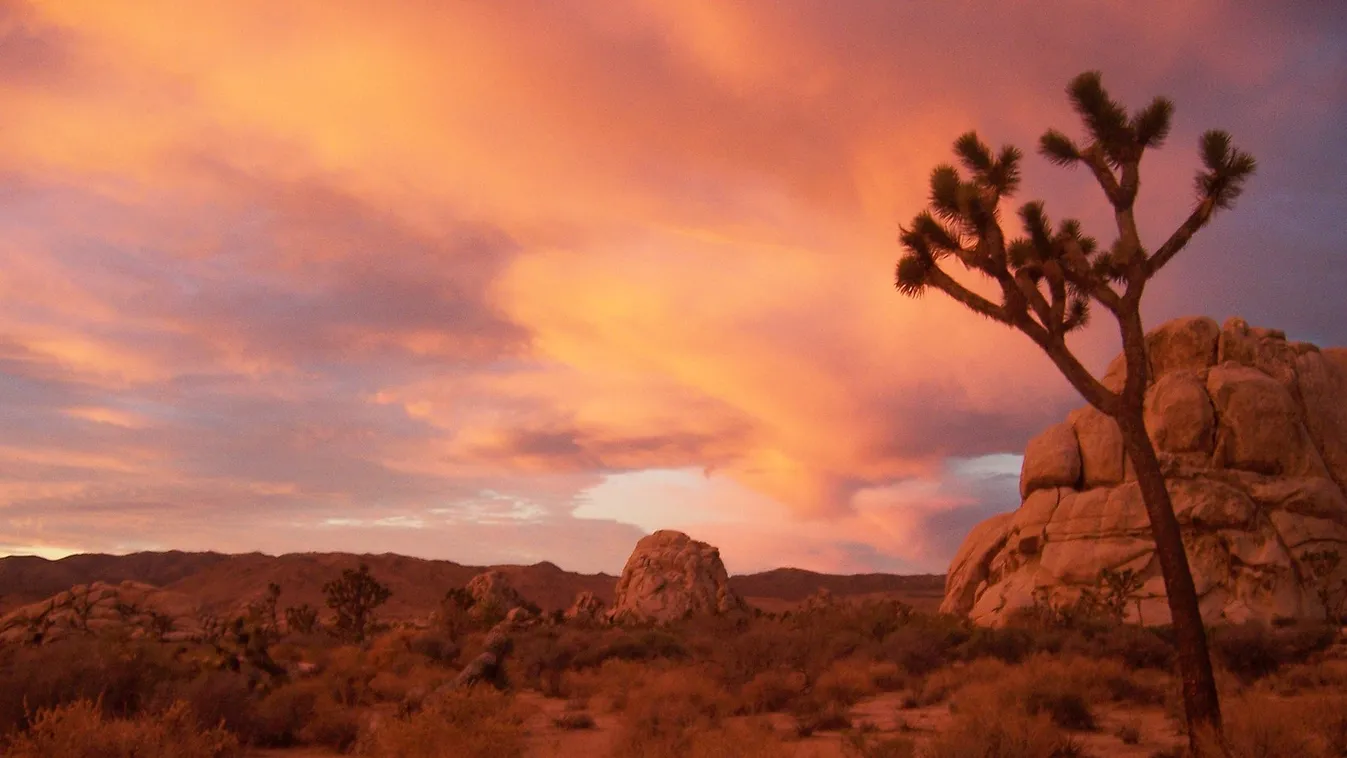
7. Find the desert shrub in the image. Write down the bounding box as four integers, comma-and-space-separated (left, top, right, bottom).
814, 658, 877, 707
0, 636, 187, 738
841, 722, 916, 758
406, 631, 459, 665
651, 717, 789, 758
1073, 622, 1176, 670
916, 657, 1011, 705
1259, 658, 1347, 696
610, 667, 734, 755
924, 698, 1078, 758
789, 694, 853, 736
956, 624, 1040, 664
1117, 717, 1142, 744
879, 624, 959, 675
356, 687, 528, 758
867, 660, 908, 692
569, 627, 688, 669
945, 654, 1164, 732
1222, 693, 1347, 758
298, 696, 361, 752
158, 671, 256, 741
247, 684, 318, 747
3, 699, 241, 758
738, 667, 807, 713
553, 711, 596, 730
1209, 620, 1337, 681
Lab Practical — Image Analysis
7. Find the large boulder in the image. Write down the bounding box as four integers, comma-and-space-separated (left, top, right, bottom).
945, 317, 1347, 627
608, 530, 746, 623
564, 591, 606, 623
0, 581, 204, 645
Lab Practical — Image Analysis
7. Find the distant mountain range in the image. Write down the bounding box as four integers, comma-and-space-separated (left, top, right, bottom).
0, 551, 945, 619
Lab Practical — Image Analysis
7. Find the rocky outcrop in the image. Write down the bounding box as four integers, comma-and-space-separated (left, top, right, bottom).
465, 570, 526, 619
564, 591, 606, 623
943, 317, 1347, 627
608, 530, 746, 623
0, 581, 203, 645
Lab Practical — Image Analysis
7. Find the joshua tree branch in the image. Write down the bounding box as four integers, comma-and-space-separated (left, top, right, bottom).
1146, 196, 1216, 277
926, 266, 1012, 324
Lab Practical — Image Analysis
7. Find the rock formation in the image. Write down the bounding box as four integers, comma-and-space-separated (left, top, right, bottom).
0, 580, 203, 645
943, 316, 1347, 627
564, 590, 606, 623
608, 530, 746, 623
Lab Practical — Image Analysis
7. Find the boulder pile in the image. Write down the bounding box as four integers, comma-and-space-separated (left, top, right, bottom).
943, 316, 1347, 626
609, 530, 746, 623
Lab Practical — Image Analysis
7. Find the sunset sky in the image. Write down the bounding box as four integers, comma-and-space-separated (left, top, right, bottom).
1, 1, 1344, 575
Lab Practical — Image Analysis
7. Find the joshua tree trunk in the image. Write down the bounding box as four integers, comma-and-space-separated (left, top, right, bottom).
1117, 408, 1226, 755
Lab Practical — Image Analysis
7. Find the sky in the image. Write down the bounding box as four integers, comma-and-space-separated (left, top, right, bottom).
1, 1, 1344, 575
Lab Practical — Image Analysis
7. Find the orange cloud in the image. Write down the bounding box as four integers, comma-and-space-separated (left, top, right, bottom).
0, 1, 1342, 571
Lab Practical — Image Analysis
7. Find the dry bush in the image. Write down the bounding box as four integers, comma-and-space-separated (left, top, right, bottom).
610, 666, 736, 756
0, 636, 186, 738
1259, 658, 1347, 696
356, 686, 529, 758
916, 657, 1010, 705
842, 722, 916, 758
789, 694, 853, 737
559, 658, 667, 710
1209, 621, 1337, 682
922, 706, 1081, 758
299, 695, 362, 752
1222, 692, 1347, 758
867, 660, 908, 692
814, 658, 878, 707
739, 667, 807, 713
553, 711, 596, 730
3, 699, 241, 758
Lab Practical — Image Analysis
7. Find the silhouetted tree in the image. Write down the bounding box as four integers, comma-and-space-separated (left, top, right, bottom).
894, 71, 1255, 756
323, 563, 392, 643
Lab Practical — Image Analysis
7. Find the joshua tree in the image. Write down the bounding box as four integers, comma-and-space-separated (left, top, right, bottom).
894, 71, 1255, 755
323, 562, 392, 643
284, 602, 320, 635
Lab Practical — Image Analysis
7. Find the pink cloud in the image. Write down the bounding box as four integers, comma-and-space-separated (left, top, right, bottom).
0, 1, 1342, 571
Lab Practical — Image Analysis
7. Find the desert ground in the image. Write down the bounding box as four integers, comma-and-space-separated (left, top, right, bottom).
2, 551, 1346, 758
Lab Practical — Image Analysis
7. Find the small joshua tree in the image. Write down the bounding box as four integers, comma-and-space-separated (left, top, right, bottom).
284, 603, 320, 635
1096, 567, 1146, 624
323, 562, 392, 643
894, 71, 1255, 756
247, 582, 283, 641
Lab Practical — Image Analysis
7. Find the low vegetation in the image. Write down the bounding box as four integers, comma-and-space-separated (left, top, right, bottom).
1, 567, 1343, 757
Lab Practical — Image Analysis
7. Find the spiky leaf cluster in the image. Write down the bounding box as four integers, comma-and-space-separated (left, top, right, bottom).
896, 71, 1256, 353
896, 131, 1109, 337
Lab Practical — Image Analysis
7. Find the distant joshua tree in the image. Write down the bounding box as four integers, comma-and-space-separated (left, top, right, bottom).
323, 562, 392, 643
893, 71, 1255, 756
284, 603, 320, 635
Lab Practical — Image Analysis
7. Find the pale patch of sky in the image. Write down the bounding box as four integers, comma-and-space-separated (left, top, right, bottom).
0, 543, 80, 559
946, 453, 1023, 479
573, 468, 776, 533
